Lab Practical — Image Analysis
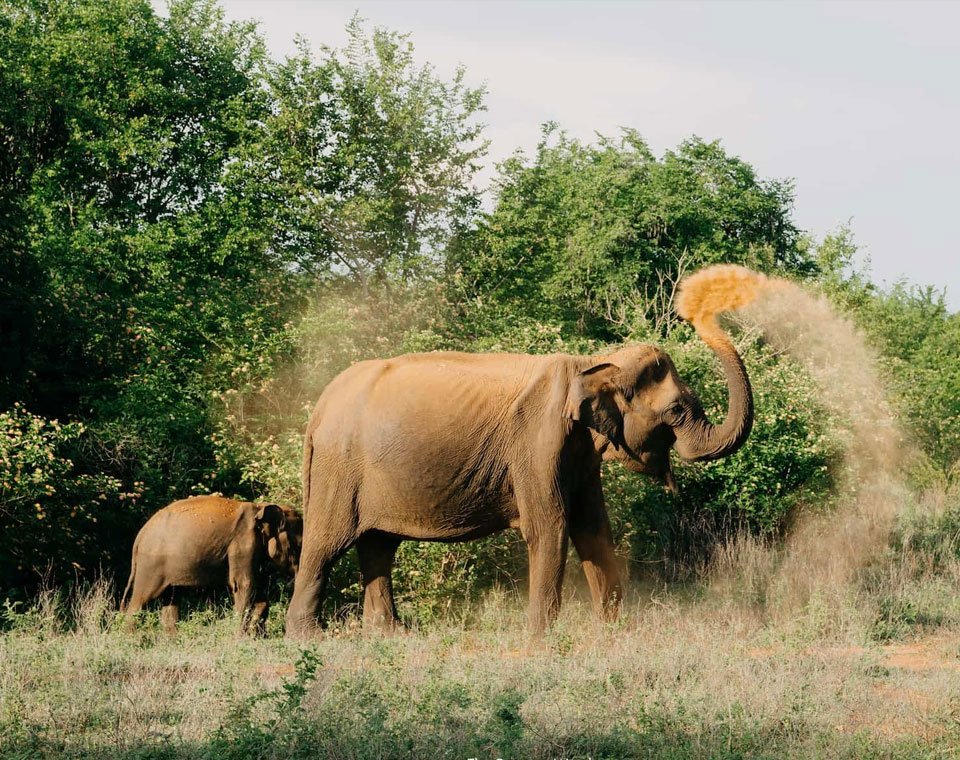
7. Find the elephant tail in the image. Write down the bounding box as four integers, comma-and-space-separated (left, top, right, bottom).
120, 536, 139, 612
302, 416, 316, 516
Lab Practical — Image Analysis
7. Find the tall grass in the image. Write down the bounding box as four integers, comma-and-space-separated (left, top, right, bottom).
2, 487, 959, 759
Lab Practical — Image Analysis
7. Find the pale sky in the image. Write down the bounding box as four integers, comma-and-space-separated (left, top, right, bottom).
180, 1, 960, 310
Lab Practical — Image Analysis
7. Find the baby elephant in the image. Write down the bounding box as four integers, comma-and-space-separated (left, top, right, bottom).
121, 496, 303, 635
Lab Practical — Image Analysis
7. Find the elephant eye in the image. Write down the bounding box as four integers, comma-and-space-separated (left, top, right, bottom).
663, 402, 685, 423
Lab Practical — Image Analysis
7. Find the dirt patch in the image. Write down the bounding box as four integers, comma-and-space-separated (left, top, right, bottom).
745, 646, 778, 659
868, 635, 958, 741
880, 638, 960, 672
749, 632, 960, 670
745, 632, 960, 740
819, 633, 960, 671
255, 663, 296, 678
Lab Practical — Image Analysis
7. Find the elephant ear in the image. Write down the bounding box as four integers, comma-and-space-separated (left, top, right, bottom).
563, 363, 626, 450
254, 503, 286, 542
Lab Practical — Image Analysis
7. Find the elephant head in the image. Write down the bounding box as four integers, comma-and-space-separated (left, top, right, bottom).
255, 504, 303, 577
565, 328, 753, 491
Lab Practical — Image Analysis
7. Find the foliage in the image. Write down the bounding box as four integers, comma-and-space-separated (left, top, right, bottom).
0, 0, 486, 594
817, 228, 960, 473
209, 648, 322, 756
254, 16, 487, 284
858, 289, 960, 473
450, 125, 811, 341
0, 0, 298, 590
0, 405, 143, 588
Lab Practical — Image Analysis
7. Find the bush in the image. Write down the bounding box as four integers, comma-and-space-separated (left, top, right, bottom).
0, 405, 143, 593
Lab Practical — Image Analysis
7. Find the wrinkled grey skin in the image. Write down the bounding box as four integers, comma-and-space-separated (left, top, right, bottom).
121, 496, 303, 635
287, 338, 752, 637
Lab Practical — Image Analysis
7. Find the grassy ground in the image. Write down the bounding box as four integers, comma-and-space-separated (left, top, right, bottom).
4, 505, 960, 760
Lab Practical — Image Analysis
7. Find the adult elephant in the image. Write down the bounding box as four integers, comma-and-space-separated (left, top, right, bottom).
286, 265, 759, 636
122, 496, 303, 635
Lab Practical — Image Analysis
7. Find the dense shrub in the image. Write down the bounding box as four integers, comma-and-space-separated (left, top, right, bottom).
602, 333, 840, 576
0, 405, 142, 594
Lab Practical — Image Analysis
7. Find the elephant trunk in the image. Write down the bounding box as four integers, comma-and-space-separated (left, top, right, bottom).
673, 316, 754, 462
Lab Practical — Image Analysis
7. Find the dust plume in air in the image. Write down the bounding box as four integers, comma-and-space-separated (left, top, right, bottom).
743, 279, 908, 610
676, 264, 910, 612
676, 263, 770, 341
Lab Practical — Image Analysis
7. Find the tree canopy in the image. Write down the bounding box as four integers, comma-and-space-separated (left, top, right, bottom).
0, 0, 487, 589
451, 126, 810, 341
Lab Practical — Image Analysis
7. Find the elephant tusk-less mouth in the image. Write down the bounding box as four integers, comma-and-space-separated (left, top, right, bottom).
662, 467, 678, 495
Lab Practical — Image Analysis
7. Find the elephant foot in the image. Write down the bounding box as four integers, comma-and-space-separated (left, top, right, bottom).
361, 605, 402, 634
362, 617, 404, 637
284, 615, 324, 640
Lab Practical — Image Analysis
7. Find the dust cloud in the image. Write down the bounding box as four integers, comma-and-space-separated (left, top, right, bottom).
743, 279, 909, 609
678, 264, 911, 611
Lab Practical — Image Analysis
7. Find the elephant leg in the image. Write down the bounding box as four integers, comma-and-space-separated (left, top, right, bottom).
123, 594, 146, 632
250, 600, 270, 637
356, 531, 401, 631
124, 577, 165, 632
231, 579, 256, 635
159, 587, 179, 635
287, 468, 361, 638
286, 531, 355, 638
521, 520, 569, 635
228, 541, 269, 636
123, 590, 146, 632
570, 478, 622, 622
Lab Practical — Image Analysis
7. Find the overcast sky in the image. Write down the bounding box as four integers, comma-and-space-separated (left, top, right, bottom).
196, 1, 959, 310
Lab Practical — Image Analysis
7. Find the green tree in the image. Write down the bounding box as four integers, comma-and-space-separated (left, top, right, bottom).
248, 15, 487, 287
816, 229, 960, 474
0, 0, 299, 587
451, 126, 810, 341
0, 1, 489, 593
854, 285, 959, 474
